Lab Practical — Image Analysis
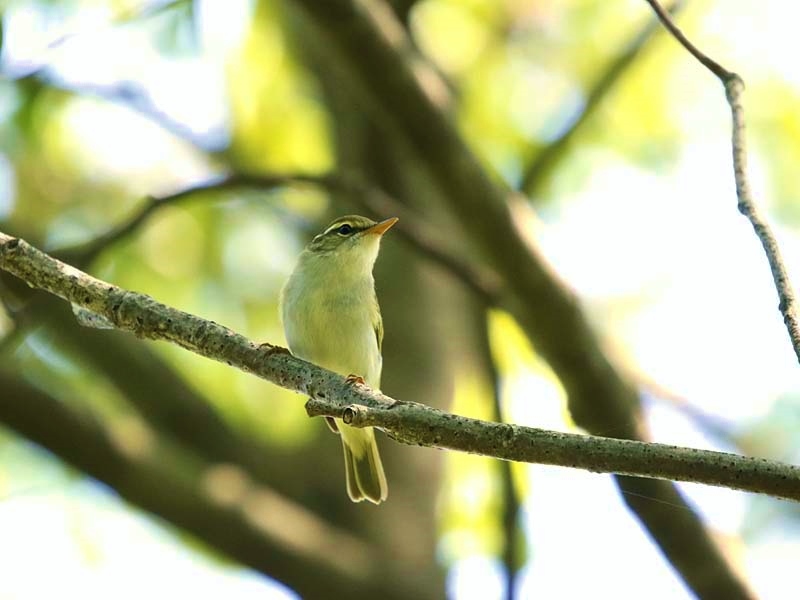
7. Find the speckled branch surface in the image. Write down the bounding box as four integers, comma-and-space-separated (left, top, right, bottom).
305, 399, 800, 501
2, 230, 799, 502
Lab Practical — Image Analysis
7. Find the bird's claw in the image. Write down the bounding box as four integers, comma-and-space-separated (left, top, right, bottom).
345, 374, 366, 386
257, 343, 291, 355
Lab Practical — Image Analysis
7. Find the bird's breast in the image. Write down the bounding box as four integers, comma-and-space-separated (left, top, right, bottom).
281, 275, 381, 387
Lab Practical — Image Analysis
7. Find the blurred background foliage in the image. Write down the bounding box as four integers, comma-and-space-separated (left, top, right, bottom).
1, 0, 800, 598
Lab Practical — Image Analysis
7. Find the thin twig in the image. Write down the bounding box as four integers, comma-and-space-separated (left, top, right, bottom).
643, 0, 732, 79
640, 379, 742, 450
62, 174, 321, 265
644, 0, 800, 364
59, 172, 503, 306
2, 231, 800, 501
22, 72, 223, 152
520, 0, 684, 194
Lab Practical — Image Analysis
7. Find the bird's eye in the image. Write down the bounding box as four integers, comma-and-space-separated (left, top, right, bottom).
336, 224, 354, 236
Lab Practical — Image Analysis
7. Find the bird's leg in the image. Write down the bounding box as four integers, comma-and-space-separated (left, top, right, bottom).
324, 417, 340, 434
325, 374, 365, 434
345, 374, 366, 386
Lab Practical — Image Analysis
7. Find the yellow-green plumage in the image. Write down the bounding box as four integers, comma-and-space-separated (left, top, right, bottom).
280, 215, 394, 504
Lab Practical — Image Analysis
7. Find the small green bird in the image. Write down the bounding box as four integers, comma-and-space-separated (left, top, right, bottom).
280, 215, 397, 504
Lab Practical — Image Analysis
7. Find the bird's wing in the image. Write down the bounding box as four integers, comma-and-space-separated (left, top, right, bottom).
372, 291, 384, 353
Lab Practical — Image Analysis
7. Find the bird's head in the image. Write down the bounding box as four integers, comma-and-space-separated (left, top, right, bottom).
304, 215, 398, 276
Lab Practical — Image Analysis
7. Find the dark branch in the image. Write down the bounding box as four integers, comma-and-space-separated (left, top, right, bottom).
283, 3, 749, 594
62, 174, 322, 265
59, 172, 503, 305
21, 71, 224, 152
476, 309, 522, 599
0, 372, 425, 600
520, 0, 684, 194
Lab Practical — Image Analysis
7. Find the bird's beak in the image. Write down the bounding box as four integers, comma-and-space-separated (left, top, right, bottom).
365, 217, 399, 236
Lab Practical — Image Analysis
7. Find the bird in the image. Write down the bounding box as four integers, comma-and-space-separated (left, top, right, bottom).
279, 214, 397, 504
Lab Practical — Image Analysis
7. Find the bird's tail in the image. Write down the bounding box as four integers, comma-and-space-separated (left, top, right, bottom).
339, 423, 388, 504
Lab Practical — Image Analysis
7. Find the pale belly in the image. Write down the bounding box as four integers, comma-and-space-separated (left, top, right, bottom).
281, 279, 382, 388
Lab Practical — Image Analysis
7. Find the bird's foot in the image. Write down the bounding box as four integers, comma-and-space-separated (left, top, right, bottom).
345, 374, 366, 386
257, 343, 291, 355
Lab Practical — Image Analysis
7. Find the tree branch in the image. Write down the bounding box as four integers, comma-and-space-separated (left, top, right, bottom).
3, 238, 426, 578
60, 173, 322, 265
2, 232, 799, 503
305, 398, 800, 501
0, 372, 424, 600
18, 71, 224, 152
520, 0, 684, 195
58, 171, 503, 306
10, 294, 338, 504
644, 0, 800, 365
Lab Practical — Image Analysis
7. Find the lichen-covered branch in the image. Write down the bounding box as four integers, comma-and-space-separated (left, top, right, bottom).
2, 230, 800, 502
304, 399, 800, 502
644, 0, 800, 365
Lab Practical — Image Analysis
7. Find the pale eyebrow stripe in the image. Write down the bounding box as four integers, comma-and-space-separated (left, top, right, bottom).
322, 221, 372, 235
323, 221, 351, 235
